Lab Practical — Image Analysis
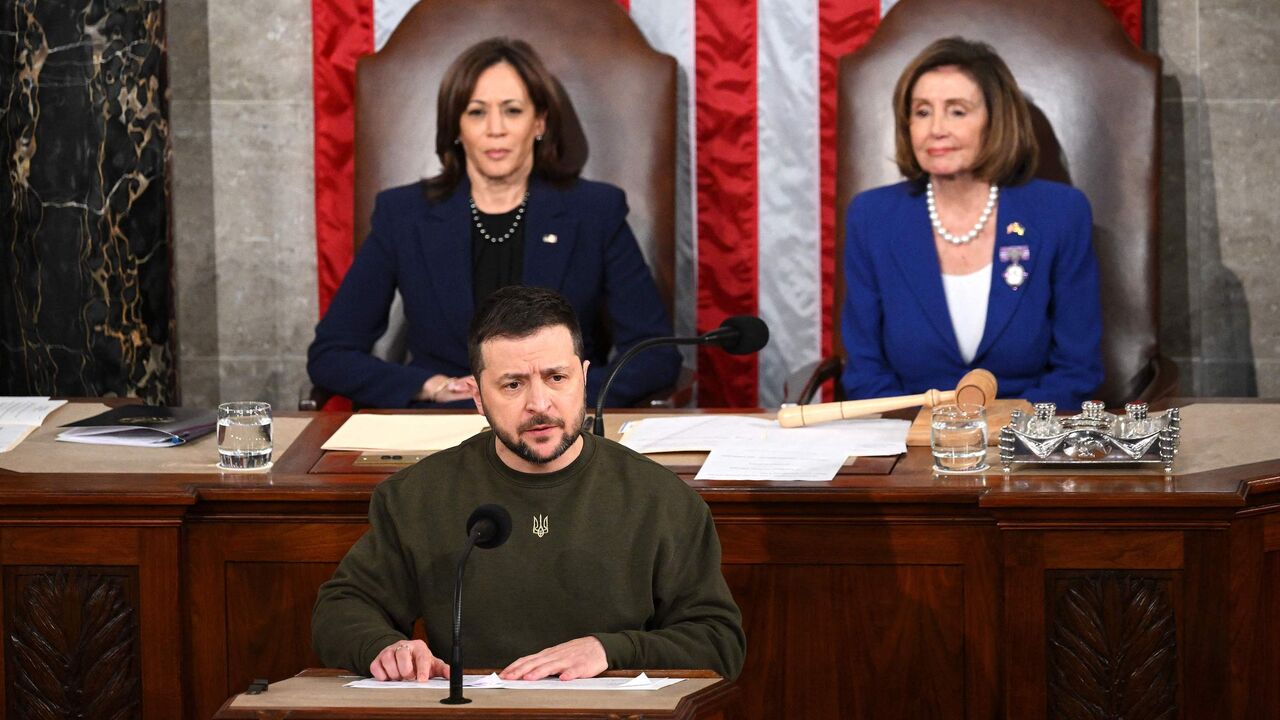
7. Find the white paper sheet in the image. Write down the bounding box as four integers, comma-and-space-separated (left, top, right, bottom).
618, 415, 774, 453
695, 442, 850, 481
0, 397, 66, 452
620, 415, 909, 460
0, 425, 37, 453
344, 672, 683, 691
760, 418, 910, 457
321, 414, 491, 452
0, 397, 65, 425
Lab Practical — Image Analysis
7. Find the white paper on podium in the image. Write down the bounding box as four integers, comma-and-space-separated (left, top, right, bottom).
344, 672, 683, 691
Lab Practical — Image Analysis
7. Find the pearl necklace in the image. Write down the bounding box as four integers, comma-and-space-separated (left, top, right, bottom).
470, 192, 529, 244
926, 182, 998, 245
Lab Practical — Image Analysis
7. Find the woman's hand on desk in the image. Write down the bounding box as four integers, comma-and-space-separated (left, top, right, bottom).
417, 374, 476, 403
370, 639, 448, 682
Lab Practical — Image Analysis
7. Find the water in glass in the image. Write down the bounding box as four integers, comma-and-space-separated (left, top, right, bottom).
217, 402, 273, 469
931, 404, 988, 472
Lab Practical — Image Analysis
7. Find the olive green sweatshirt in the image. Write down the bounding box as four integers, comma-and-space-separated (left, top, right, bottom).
312, 431, 745, 679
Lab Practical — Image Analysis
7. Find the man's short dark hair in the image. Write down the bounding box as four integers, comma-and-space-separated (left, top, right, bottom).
468, 286, 585, 376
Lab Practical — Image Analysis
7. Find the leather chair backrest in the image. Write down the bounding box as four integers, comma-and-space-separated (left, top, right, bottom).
836, 0, 1160, 405
354, 0, 677, 314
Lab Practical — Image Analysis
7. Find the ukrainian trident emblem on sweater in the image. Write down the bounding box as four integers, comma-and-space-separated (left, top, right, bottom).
532, 515, 549, 538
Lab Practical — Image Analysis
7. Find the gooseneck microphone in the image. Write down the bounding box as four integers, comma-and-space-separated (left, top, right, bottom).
440, 504, 512, 705
592, 316, 770, 436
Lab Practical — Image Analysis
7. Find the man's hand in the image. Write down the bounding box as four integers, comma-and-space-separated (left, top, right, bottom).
370, 639, 449, 682
499, 636, 608, 681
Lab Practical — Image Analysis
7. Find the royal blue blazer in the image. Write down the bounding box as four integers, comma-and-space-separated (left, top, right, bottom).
840, 179, 1103, 409
307, 176, 681, 408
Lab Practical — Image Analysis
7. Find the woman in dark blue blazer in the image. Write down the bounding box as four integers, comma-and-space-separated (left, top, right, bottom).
841, 38, 1103, 409
308, 38, 679, 408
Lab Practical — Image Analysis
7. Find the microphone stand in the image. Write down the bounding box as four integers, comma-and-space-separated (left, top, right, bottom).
440, 529, 481, 705
592, 335, 714, 436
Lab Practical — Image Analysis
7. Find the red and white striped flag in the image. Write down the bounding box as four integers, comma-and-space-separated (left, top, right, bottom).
312, 0, 1142, 408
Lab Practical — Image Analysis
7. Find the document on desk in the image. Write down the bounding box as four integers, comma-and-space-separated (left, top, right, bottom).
621, 415, 909, 480
0, 397, 67, 452
618, 415, 775, 453
321, 414, 491, 452
344, 672, 683, 691
690, 418, 910, 481
695, 442, 850, 481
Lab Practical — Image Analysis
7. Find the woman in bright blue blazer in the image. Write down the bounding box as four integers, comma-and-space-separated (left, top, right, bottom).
308, 39, 678, 409
841, 38, 1102, 409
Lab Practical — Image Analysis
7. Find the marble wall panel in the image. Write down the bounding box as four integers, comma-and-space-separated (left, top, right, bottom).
1198, 0, 1280, 101
1255, 360, 1280, 399
179, 357, 220, 410
171, 99, 218, 361
1159, 98, 1198, 364
1, 0, 175, 402
1155, 0, 1201, 98
1199, 359, 1263, 397
166, 0, 211, 103
218, 358, 282, 405
208, 0, 313, 101
214, 357, 311, 410
209, 101, 315, 360
1201, 101, 1280, 374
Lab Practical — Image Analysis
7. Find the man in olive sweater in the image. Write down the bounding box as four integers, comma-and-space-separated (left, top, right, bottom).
312, 286, 745, 682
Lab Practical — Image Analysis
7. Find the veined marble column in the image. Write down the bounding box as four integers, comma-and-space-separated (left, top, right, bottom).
1, 0, 174, 403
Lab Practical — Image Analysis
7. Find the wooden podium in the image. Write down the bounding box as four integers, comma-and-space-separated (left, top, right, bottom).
214, 669, 740, 719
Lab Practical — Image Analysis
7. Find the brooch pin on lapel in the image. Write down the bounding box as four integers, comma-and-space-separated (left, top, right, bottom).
1006, 222, 1025, 236
999, 243, 1030, 290
542, 234, 558, 244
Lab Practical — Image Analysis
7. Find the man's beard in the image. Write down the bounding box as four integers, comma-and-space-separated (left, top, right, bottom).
488, 403, 587, 466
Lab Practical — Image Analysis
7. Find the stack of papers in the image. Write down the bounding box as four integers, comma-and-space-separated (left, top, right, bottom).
0, 397, 67, 452
345, 672, 683, 691
619, 415, 909, 481
57, 406, 217, 447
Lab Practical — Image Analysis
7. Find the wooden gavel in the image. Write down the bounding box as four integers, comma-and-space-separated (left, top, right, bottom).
776, 369, 998, 428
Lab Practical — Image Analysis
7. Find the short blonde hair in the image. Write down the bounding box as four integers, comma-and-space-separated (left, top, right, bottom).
892, 37, 1038, 186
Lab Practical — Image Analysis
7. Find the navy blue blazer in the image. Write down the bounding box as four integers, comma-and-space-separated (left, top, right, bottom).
840, 179, 1103, 409
307, 177, 681, 408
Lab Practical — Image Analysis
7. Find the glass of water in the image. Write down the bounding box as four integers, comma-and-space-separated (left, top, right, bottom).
217, 401, 273, 470
931, 403, 988, 473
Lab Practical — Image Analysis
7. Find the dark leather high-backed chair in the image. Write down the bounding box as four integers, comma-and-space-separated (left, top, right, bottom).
791, 0, 1175, 407
302, 0, 678, 409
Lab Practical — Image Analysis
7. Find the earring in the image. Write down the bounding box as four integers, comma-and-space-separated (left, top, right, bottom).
535, 134, 543, 142
454, 138, 461, 145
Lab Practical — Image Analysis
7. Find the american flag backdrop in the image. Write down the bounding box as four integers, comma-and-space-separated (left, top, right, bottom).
311, 0, 1142, 408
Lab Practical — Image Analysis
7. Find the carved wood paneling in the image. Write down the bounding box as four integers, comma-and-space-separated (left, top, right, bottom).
1046, 572, 1177, 720
4, 566, 141, 720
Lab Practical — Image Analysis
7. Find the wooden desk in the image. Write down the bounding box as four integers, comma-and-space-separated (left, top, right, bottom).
2, 404, 1279, 719
214, 669, 738, 719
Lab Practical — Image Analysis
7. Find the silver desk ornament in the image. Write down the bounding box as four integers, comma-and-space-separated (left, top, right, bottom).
999, 400, 1180, 472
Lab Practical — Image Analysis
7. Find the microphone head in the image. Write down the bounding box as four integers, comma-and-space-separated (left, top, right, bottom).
466, 504, 513, 549
716, 315, 770, 355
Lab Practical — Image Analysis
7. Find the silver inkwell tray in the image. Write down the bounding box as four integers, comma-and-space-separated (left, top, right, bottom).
998, 400, 1180, 472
